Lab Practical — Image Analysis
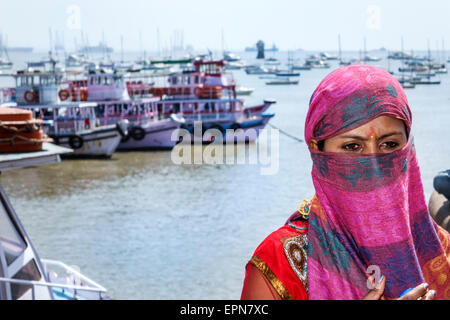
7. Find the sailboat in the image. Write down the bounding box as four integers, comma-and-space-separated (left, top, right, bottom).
396, 37, 416, 89
411, 40, 441, 85
275, 52, 301, 77
0, 33, 13, 69
338, 34, 350, 66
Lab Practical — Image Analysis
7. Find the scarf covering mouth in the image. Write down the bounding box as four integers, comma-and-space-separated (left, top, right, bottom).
305, 65, 450, 300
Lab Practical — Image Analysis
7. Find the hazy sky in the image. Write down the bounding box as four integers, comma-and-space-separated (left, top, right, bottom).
1, 0, 450, 52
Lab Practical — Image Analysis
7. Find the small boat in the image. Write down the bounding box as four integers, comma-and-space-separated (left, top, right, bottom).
223, 51, 241, 62
275, 71, 300, 77
411, 78, 441, 85
0, 143, 109, 300
291, 64, 312, 70
401, 82, 415, 89
266, 77, 299, 85
235, 86, 254, 96
319, 52, 338, 60
363, 55, 382, 62
0, 57, 12, 69
264, 57, 281, 65
245, 65, 277, 75
225, 61, 246, 70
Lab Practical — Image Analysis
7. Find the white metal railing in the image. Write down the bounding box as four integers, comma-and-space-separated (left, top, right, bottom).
0, 277, 106, 300
0, 259, 107, 300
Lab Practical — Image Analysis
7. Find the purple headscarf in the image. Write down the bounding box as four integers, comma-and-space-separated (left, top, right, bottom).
305, 65, 450, 300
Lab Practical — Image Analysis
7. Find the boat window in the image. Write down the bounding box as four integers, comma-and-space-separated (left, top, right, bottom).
11, 259, 42, 300
90, 77, 94, 85
195, 76, 199, 84
97, 77, 101, 85
0, 200, 26, 266
172, 77, 177, 85
104, 77, 111, 85
33, 76, 40, 86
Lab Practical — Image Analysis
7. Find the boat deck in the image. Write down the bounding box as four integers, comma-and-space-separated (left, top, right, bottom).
0, 143, 72, 171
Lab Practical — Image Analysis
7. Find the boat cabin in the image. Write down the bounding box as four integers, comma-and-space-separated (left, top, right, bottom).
157, 98, 244, 124
97, 97, 160, 126
13, 71, 64, 105
68, 71, 129, 102
20, 102, 100, 136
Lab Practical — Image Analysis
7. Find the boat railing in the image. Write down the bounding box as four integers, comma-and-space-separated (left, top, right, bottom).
0, 277, 106, 300
41, 259, 106, 290
0, 259, 107, 300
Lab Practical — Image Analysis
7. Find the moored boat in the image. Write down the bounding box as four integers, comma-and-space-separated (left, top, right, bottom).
17, 102, 128, 158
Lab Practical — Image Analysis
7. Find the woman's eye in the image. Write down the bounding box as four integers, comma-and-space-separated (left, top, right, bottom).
342, 143, 361, 152
380, 141, 399, 150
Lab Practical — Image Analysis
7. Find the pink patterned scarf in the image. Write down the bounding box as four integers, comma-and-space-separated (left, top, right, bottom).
305, 65, 450, 300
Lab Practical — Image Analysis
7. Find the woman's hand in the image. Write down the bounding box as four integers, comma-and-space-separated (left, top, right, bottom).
362, 276, 436, 300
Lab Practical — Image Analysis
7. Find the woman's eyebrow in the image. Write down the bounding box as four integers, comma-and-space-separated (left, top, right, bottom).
338, 131, 404, 141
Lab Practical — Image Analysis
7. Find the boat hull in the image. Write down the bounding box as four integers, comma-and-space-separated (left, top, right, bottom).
52, 125, 122, 158
118, 118, 181, 150
181, 114, 274, 144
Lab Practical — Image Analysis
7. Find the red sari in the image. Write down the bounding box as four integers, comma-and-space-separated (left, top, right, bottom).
241, 206, 310, 300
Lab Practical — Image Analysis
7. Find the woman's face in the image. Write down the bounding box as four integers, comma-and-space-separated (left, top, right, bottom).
310, 116, 408, 154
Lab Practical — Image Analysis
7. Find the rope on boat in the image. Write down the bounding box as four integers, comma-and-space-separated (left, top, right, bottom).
0, 121, 50, 145
268, 123, 304, 143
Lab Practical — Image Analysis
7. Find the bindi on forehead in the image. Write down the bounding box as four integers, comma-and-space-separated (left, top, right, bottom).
368, 127, 376, 139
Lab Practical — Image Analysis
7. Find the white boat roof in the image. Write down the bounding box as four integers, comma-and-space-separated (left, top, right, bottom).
97, 97, 160, 104
8, 102, 98, 109
0, 143, 72, 172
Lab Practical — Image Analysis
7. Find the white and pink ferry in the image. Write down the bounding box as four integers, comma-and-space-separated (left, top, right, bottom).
126, 59, 276, 143
66, 71, 185, 150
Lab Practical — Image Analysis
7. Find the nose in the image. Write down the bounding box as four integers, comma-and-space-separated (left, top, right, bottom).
364, 141, 378, 154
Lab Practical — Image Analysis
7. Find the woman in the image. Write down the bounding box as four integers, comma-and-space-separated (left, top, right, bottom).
241, 65, 450, 300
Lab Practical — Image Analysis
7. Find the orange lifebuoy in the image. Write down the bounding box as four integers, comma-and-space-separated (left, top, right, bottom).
58, 89, 70, 101
80, 88, 89, 101
71, 87, 78, 101
24, 90, 37, 103
154, 88, 163, 97
169, 87, 177, 96
193, 87, 202, 97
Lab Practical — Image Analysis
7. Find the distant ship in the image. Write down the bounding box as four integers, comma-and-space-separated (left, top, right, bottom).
245, 43, 279, 52
5, 46, 33, 53
80, 42, 113, 55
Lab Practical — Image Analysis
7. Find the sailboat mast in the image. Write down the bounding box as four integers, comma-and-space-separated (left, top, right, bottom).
338, 34, 342, 62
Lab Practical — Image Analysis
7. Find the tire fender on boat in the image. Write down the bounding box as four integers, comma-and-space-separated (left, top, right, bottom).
231, 123, 242, 131
129, 126, 146, 141
209, 123, 225, 135
115, 122, 127, 138
69, 135, 84, 150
